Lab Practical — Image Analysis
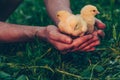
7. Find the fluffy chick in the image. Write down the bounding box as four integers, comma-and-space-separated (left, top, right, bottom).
57, 10, 87, 37
80, 5, 100, 34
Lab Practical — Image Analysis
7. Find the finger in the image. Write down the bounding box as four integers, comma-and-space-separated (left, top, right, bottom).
95, 18, 106, 29
92, 30, 98, 36
47, 26, 72, 44
49, 31, 72, 43
71, 35, 99, 52
49, 39, 72, 51
78, 36, 99, 50
97, 30, 105, 38
70, 35, 93, 52
92, 30, 105, 38
81, 40, 100, 51
86, 47, 96, 52
72, 34, 93, 48
71, 47, 96, 52
70, 35, 101, 52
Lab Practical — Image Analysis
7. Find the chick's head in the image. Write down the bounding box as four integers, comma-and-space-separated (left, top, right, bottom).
56, 10, 72, 21
80, 5, 100, 16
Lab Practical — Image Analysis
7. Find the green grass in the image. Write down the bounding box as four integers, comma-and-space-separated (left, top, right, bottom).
0, 0, 120, 80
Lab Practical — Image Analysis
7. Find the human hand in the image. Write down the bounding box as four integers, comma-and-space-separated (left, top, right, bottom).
43, 25, 100, 53
69, 19, 106, 52
43, 25, 74, 52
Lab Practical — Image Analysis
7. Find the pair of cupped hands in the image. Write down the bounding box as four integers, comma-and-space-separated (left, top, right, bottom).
43, 19, 105, 53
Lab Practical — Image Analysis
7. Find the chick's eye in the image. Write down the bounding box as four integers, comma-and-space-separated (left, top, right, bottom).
93, 10, 96, 12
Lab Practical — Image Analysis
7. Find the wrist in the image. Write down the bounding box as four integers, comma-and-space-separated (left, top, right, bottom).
34, 27, 47, 40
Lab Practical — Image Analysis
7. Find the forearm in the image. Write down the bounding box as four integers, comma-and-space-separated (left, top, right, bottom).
0, 22, 46, 42
44, 0, 72, 25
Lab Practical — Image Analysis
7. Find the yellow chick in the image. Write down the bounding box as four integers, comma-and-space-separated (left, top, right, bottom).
57, 10, 87, 37
80, 5, 100, 34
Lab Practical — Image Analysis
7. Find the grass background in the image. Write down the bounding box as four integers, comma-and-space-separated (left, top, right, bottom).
0, 0, 120, 80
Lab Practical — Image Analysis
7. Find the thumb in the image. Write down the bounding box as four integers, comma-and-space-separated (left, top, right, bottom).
95, 18, 106, 29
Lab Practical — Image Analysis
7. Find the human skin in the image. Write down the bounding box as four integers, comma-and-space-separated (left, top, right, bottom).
0, 0, 105, 53
0, 22, 45, 42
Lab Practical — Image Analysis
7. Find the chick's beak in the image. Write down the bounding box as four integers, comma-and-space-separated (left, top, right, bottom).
96, 10, 100, 14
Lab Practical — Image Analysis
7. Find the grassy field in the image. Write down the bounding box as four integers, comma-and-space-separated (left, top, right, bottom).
0, 0, 120, 80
